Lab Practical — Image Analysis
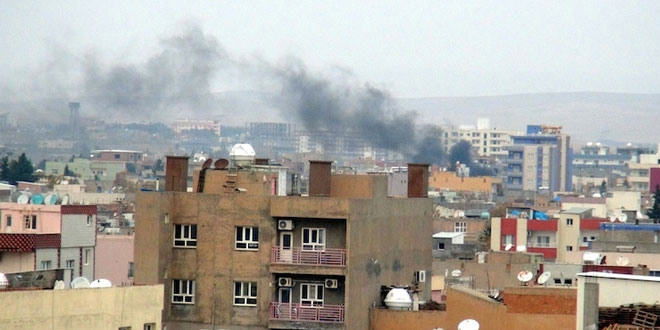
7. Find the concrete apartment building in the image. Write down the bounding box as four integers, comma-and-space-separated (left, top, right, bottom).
441, 119, 519, 158
0, 203, 97, 279
490, 208, 608, 262
504, 125, 572, 194
134, 157, 433, 330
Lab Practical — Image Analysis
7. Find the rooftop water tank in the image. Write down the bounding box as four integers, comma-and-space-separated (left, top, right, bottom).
383, 288, 413, 310
229, 143, 256, 167
30, 193, 44, 205
16, 192, 32, 204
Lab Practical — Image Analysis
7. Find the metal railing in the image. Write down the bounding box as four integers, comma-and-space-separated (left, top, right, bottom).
526, 242, 556, 248
271, 246, 346, 267
270, 302, 344, 323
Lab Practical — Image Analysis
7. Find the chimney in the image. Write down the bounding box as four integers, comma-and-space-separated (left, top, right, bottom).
165, 156, 189, 192
309, 160, 332, 197
407, 163, 429, 198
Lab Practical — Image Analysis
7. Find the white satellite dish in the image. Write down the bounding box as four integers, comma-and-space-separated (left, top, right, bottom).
71, 277, 90, 289
537, 271, 552, 285
609, 215, 617, 222
451, 269, 462, 277
458, 319, 480, 330
516, 245, 526, 252
620, 213, 628, 222
616, 256, 630, 266
491, 289, 500, 299
90, 279, 112, 288
517, 270, 534, 283
53, 280, 65, 290
504, 244, 513, 251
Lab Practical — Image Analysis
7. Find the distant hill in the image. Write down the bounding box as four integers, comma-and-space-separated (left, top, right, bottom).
398, 92, 660, 145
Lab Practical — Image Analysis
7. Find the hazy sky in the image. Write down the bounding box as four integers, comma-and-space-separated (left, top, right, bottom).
2, 1, 660, 98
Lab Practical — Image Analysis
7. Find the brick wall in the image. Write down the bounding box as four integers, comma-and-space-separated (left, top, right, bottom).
502, 287, 576, 314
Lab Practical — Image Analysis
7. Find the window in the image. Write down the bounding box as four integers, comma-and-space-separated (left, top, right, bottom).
41, 260, 52, 270
649, 270, 660, 277
114, 153, 120, 159
128, 262, 134, 277
174, 224, 197, 248
172, 279, 195, 304
235, 226, 259, 250
454, 222, 467, 233
437, 242, 445, 250
6, 215, 11, 227
143, 324, 155, 330
554, 278, 562, 284
564, 279, 573, 285
536, 236, 550, 247
302, 228, 325, 251
86, 215, 93, 226
301, 283, 324, 307
84, 249, 91, 265
503, 235, 515, 246
566, 218, 573, 226
66, 259, 75, 269
234, 281, 257, 306
24, 215, 37, 230
566, 245, 573, 251
118, 327, 131, 330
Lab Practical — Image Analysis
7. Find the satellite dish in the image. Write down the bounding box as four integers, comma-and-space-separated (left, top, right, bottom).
505, 244, 513, 251
61, 194, 70, 205
516, 245, 526, 252
71, 277, 90, 289
537, 271, 552, 285
214, 158, 229, 169
201, 158, 213, 170
609, 215, 617, 222
458, 319, 480, 330
17, 192, 32, 204
517, 270, 534, 283
620, 213, 628, 222
616, 256, 630, 266
451, 269, 462, 277
592, 193, 601, 198
53, 280, 65, 290
30, 193, 44, 205
491, 289, 500, 299
90, 279, 112, 288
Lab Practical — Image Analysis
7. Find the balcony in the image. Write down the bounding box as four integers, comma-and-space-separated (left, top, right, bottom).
527, 242, 556, 248
270, 302, 344, 323
271, 247, 346, 267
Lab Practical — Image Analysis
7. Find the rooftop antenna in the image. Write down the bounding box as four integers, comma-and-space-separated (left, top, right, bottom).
517, 270, 533, 286
537, 271, 552, 286
458, 319, 480, 330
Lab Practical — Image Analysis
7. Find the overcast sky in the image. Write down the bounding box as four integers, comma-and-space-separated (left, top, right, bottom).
2, 1, 660, 98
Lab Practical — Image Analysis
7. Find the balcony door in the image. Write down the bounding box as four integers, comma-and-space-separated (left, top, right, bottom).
278, 287, 291, 303
280, 232, 293, 263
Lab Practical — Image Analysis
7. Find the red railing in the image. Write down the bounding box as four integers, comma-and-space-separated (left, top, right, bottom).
271, 246, 346, 267
270, 302, 344, 323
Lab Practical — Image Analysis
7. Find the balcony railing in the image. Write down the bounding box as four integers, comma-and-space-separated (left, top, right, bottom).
527, 242, 556, 248
270, 302, 344, 323
271, 247, 346, 267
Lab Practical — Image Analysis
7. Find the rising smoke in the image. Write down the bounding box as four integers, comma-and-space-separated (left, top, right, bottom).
12, 23, 448, 164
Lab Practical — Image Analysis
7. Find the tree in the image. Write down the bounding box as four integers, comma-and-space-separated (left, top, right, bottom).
0, 157, 9, 182
8, 153, 35, 183
648, 185, 660, 224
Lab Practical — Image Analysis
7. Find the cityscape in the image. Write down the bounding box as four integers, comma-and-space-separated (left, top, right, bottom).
2, 2, 660, 330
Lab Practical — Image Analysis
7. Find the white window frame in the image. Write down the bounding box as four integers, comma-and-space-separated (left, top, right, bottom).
235, 226, 259, 250
66, 259, 75, 269
566, 218, 573, 226
536, 236, 550, 247
143, 324, 155, 330
174, 224, 197, 248
84, 249, 91, 265
300, 283, 324, 307
233, 281, 257, 306
503, 235, 515, 246
454, 222, 467, 233
437, 242, 445, 250
24, 215, 37, 230
566, 245, 573, 251
172, 279, 195, 304
41, 260, 52, 270
86, 215, 93, 226
302, 228, 326, 251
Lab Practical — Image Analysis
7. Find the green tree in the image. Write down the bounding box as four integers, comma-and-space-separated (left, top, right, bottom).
0, 157, 9, 182
648, 185, 660, 224
8, 153, 35, 183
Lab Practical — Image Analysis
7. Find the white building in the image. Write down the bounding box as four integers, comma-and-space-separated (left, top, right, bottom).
441, 119, 520, 157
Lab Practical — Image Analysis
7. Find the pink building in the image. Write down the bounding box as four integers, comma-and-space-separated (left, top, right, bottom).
0, 203, 97, 280
95, 234, 134, 286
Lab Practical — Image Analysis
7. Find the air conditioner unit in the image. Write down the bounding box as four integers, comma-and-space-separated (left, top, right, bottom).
278, 277, 293, 287
278, 220, 294, 231
414, 270, 426, 283
325, 279, 339, 289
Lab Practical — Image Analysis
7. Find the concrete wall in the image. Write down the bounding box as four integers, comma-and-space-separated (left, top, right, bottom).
563, 251, 660, 270
0, 252, 34, 273
0, 285, 163, 330
0, 203, 62, 234
556, 213, 581, 263
606, 191, 641, 213
60, 247, 81, 277
95, 235, 134, 286
61, 214, 96, 248
82, 247, 95, 280
370, 286, 576, 330
35, 248, 58, 270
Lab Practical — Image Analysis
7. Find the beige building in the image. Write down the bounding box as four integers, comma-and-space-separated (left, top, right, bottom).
0, 285, 163, 330
134, 158, 433, 330
441, 120, 519, 157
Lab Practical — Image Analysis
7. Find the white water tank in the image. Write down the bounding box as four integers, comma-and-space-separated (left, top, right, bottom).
383, 288, 413, 310
229, 143, 256, 167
